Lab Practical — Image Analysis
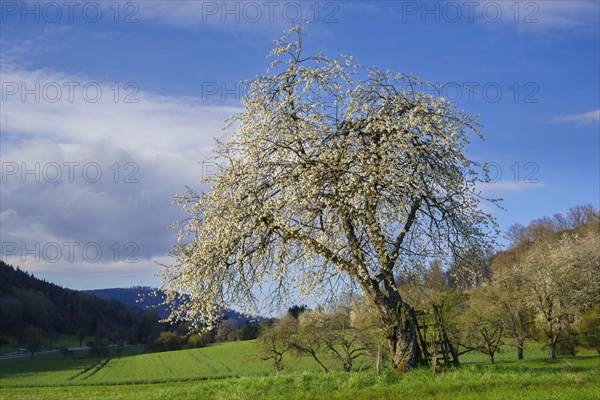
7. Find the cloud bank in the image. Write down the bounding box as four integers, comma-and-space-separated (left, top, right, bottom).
0, 65, 241, 289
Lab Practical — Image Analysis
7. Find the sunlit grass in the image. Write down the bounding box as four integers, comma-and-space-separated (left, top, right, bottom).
1, 340, 598, 399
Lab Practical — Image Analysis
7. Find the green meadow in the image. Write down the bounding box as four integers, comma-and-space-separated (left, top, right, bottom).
1, 340, 598, 399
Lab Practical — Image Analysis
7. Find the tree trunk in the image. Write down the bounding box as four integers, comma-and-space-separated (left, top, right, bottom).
488, 352, 495, 365
449, 344, 460, 367
549, 340, 556, 360
440, 341, 448, 367
307, 351, 328, 373
376, 344, 381, 375
443, 330, 460, 366
368, 276, 422, 372
315, 357, 328, 373
517, 341, 524, 360
387, 316, 420, 372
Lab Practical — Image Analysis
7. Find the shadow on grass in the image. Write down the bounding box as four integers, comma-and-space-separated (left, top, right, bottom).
458, 353, 599, 375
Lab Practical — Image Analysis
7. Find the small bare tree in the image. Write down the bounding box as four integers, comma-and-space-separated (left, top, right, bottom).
23, 326, 46, 359
291, 311, 330, 373
258, 317, 297, 373
490, 250, 535, 360
459, 288, 505, 365
323, 310, 368, 372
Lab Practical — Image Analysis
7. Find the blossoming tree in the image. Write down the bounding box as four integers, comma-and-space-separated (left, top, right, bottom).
161, 26, 496, 372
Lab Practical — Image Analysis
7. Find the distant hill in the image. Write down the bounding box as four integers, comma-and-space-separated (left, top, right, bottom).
85, 287, 265, 327
85, 287, 163, 315
0, 261, 162, 343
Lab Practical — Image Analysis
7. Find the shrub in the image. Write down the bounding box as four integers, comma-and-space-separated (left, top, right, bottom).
576, 305, 600, 354
188, 333, 211, 349
153, 331, 182, 352
240, 323, 261, 340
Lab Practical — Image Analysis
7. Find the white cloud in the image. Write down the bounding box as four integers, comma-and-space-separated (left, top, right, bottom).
551, 110, 600, 124
526, 0, 600, 30
471, 1, 599, 32
0, 254, 163, 290
381, 0, 599, 33
135, 0, 599, 32
1, 66, 239, 155
474, 180, 545, 218
0, 65, 242, 288
478, 180, 545, 195
135, 0, 324, 30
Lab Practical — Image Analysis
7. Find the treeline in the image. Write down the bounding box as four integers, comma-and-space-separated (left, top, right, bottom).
149, 316, 262, 352
0, 261, 163, 353
257, 205, 600, 372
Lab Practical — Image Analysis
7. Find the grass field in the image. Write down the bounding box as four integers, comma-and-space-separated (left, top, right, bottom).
0, 334, 92, 356
1, 340, 598, 399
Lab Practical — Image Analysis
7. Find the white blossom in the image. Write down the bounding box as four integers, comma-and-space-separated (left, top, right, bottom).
160, 27, 497, 343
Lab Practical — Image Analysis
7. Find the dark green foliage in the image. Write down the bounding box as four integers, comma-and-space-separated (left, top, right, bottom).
0, 332, 9, 346
0, 261, 162, 345
577, 305, 600, 354
556, 335, 578, 356
240, 323, 261, 340
58, 346, 70, 359
76, 327, 86, 347
287, 305, 308, 319
88, 328, 111, 357
23, 325, 46, 358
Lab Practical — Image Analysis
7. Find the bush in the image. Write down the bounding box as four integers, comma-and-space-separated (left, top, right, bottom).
153, 331, 182, 352
576, 305, 600, 354
240, 323, 261, 340
188, 333, 211, 349
556, 337, 578, 356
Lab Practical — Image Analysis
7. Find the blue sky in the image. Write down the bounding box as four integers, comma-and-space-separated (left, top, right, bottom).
1, 0, 598, 291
